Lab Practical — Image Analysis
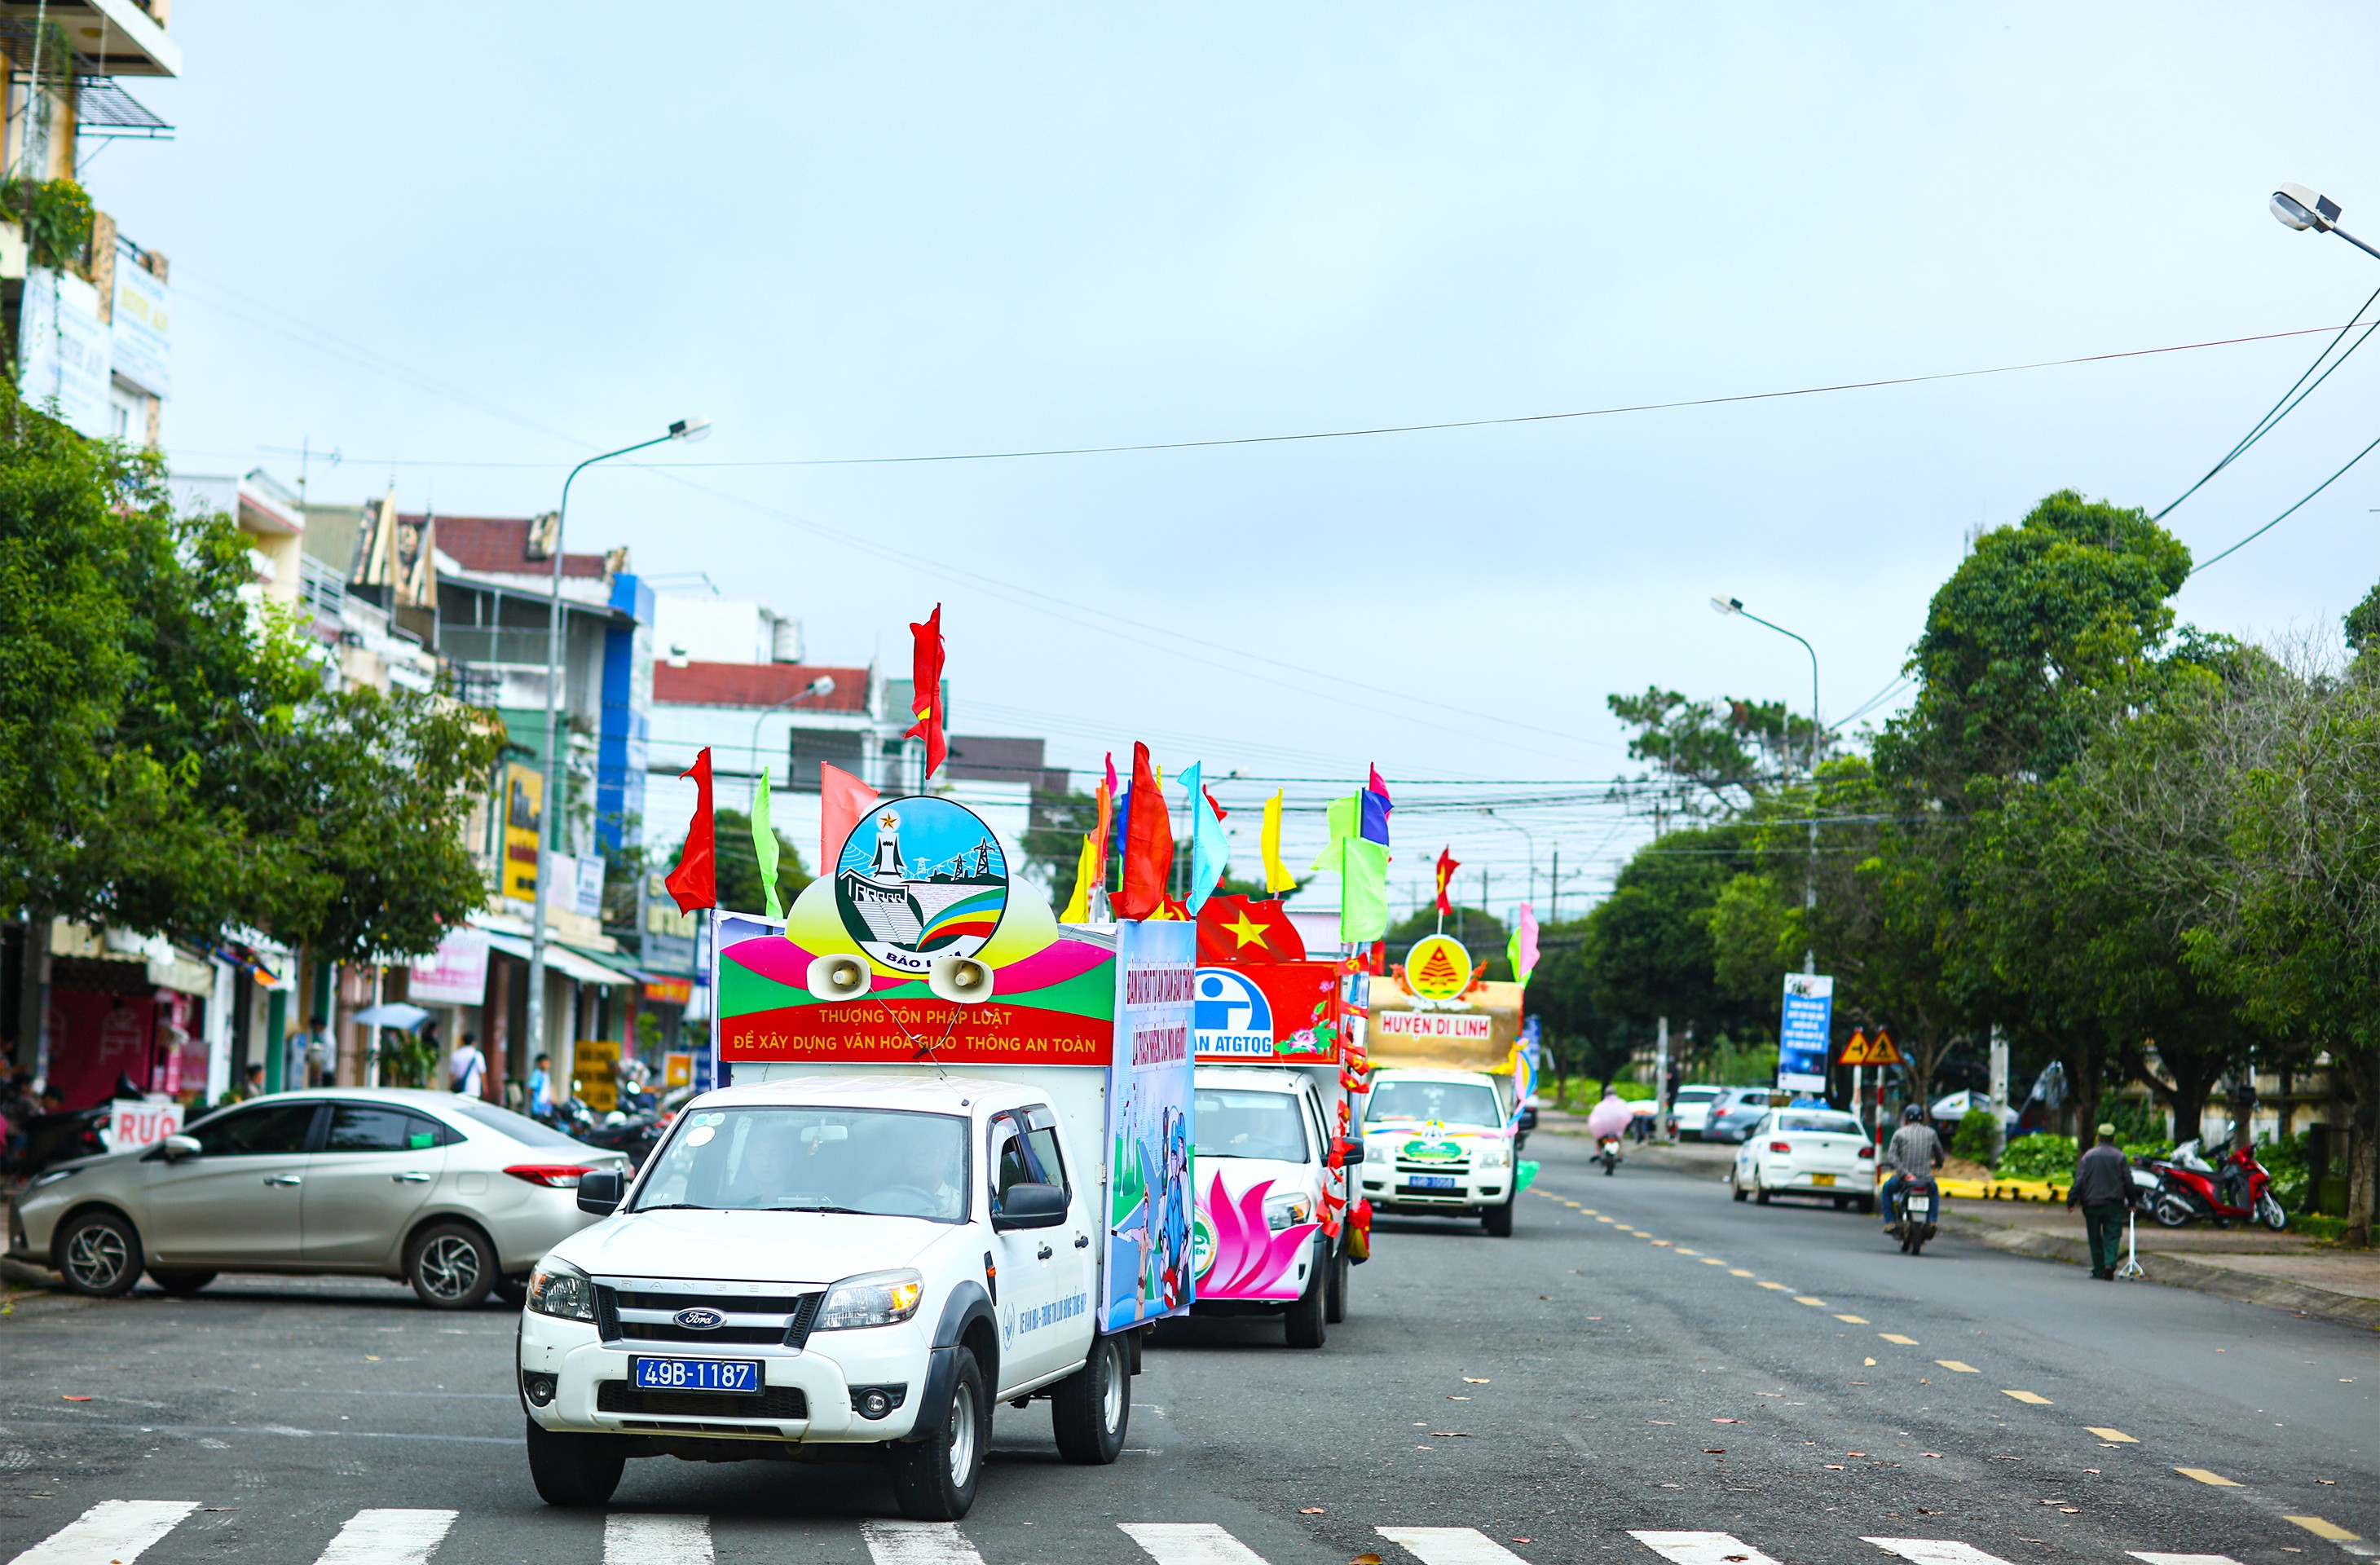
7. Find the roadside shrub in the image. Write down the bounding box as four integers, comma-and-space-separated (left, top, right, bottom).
1997, 1133, 2078, 1181
2258, 1132, 2310, 1214
1951, 1109, 1999, 1165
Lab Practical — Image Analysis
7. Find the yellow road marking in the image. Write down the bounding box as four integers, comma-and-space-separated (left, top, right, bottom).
1597, 1216, 1615, 1223
1757, 1281, 1791, 1291
2285, 1517, 2361, 1542
2086, 1427, 2136, 1443
1835, 1314, 1870, 1324
1651, 1240, 1673, 1246
1880, 1334, 1919, 1345
2003, 1390, 2053, 1405
1936, 1360, 1980, 1373
1701, 1258, 1727, 1266
1730, 1268, 1756, 1277
1793, 1296, 1827, 1306
1675, 1247, 1698, 1254
1578, 1209, 1598, 1215
2175, 1468, 2240, 1488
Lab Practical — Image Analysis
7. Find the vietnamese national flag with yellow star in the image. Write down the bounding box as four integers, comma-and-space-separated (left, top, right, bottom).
904, 603, 946, 780
1434, 846, 1461, 915
1196, 893, 1308, 964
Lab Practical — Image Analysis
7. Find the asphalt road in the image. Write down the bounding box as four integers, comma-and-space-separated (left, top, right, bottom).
2, 1131, 2373, 1565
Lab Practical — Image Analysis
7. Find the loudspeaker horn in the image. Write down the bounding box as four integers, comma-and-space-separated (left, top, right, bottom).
927, 954, 996, 1005
806, 953, 872, 1000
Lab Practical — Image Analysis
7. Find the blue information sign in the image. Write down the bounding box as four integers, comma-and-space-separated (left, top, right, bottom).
1777, 973, 1834, 1091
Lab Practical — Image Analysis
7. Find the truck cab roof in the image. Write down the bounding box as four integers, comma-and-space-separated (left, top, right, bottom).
1192, 1065, 1317, 1096
678, 1074, 1040, 1118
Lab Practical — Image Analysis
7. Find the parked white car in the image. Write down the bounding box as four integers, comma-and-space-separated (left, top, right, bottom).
1730, 1107, 1876, 1211
7, 1088, 626, 1307
1671, 1084, 1724, 1139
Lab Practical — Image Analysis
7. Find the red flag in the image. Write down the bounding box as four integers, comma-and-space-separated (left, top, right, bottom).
819, 762, 880, 878
664, 747, 717, 913
1434, 847, 1461, 915
1116, 742, 1173, 919
1092, 778, 1114, 888
905, 604, 946, 780
1196, 893, 1308, 964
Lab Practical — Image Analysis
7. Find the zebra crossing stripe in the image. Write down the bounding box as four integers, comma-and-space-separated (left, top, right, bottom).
314, 1509, 459, 1565
1379, 1525, 1532, 1565
863, 1521, 991, 1565
1121, 1522, 1274, 1565
1864, 1539, 2018, 1565
6, 1501, 199, 1565
607, 1514, 714, 1565
2128, 1554, 2246, 1564
1629, 1530, 1785, 1565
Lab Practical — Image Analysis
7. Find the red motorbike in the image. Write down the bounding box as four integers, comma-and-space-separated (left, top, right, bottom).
2144, 1139, 2286, 1231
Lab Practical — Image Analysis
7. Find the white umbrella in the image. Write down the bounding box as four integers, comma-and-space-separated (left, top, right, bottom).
350, 1002, 430, 1031
1929, 1090, 2018, 1126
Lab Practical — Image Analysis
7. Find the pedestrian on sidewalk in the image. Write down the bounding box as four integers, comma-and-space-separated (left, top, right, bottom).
449, 1030, 487, 1098
2069, 1122, 2135, 1280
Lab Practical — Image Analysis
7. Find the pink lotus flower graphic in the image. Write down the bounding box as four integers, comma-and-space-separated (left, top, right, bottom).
1198, 1169, 1320, 1299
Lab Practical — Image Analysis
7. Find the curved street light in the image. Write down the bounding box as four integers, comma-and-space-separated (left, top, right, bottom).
2271, 181, 2380, 262
749, 675, 839, 781
1711, 593, 1822, 975
1476, 807, 1537, 910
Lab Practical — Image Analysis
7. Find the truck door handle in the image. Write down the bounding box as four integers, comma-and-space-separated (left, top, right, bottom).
1037, 1244, 1054, 1260
392, 1171, 433, 1184
1073, 1234, 1090, 1249
263, 1174, 302, 1187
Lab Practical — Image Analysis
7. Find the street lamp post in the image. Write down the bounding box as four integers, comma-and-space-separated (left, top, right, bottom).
1476, 807, 1537, 910
1711, 593, 1822, 974
524, 417, 710, 1085
747, 675, 838, 790
2271, 182, 2380, 262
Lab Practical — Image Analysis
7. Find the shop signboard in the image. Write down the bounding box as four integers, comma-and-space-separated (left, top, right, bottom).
408, 928, 490, 1005
103, 1098, 184, 1154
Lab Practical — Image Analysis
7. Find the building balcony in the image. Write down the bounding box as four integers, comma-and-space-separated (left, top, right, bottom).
1, 0, 182, 78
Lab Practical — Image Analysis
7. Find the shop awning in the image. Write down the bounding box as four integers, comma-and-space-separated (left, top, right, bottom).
479, 931, 633, 988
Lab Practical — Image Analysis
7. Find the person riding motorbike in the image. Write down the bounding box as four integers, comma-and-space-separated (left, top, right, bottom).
1879, 1103, 1945, 1228
1584, 1085, 1634, 1145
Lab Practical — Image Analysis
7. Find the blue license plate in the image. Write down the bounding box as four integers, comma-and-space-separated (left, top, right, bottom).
1404, 1175, 1460, 1191
631, 1356, 762, 1394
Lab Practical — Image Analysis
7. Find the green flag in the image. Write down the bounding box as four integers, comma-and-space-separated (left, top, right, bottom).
1339, 837, 1390, 943
1307, 794, 1359, 873
752, 766, 782, 918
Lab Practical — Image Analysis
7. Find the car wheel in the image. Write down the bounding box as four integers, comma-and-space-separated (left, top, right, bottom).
1855, 1196, 1876, 1215
1754, 1181, 1772, 1206
891, 1349, 985, 1519
1831, 1196, 1850, 1212
1050, 1334, 1130, 1463
57, 1210, 142, 1297
148, 1269, 217, 1295
1482, 1195, 1515, 1238
1731, 1170, 1749, 1202
1324, 1247, 1350, 1324
1285, 1252, 1329, 1347
524, 1417, 625, 1506
407, 1222, 497, 1309
495, 1274, 530, 1309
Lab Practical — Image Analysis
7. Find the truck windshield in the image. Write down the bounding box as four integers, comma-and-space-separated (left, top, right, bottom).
631, 1106, 969, 1223
1366, 1079, 1503, 1129
1194, 1089, 1311, 1162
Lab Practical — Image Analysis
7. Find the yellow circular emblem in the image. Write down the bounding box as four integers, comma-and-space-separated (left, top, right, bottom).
1405, 935, 1474, 1002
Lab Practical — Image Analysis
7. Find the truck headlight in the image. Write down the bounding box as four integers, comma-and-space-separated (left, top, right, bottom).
526, 1259, 597, 1322
816, 1268, 924, 1330
1364, 1138, 1390, 1166
1264, 1193, 1313, 1232
1474, 1140, 1512, 1169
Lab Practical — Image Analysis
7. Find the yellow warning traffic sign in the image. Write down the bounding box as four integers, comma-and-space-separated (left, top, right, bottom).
1838, 1028, 1904, 1066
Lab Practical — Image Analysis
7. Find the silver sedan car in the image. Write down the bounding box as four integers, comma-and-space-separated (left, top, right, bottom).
6, 1087, 627, 1308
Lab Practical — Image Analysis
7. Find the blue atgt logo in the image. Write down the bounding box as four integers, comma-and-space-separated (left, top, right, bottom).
1193, 968, 1273, 1056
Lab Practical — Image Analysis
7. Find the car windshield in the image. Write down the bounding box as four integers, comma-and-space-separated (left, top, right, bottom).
1195, 1088, 1310, 1162
448, 1099, 595, 1152
1367, 1078, 1503, 1129
630, 1105, 968, 1222
1676, 1088, 1720, 1103
1781, 1112, 1865, 1135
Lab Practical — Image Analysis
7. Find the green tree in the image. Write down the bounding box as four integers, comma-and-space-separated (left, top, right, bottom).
1608, 687, 1816, 814
700, 809, 810, 916
1579, 822, 1763, 1065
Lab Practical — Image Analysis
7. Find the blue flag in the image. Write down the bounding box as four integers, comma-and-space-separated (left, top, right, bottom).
1183, 762, 1229, 914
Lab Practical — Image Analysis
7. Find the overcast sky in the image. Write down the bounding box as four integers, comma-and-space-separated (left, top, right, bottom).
114, 4, 2380, 909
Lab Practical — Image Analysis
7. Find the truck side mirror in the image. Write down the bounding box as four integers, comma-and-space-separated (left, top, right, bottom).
577, 1168, 624, 1216
994, 1181, 1067, 1231
1328, 1139, 1362, 1170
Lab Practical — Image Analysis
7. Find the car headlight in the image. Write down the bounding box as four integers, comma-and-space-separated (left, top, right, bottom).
29, 1166, 79, 1190
1264, 1193, 1314, 1232
526, 1259, 597, 1322
1474, 1140, 1512, 1169
816, 1268, 924, 1330
1364, 1137, 1391, 1166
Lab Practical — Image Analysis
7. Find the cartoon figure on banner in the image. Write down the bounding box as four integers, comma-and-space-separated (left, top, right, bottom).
1160, 1106, 1191, 1307
834, 797, 1008, 976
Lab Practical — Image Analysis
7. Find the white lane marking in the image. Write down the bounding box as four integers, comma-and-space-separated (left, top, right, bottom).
315, 1509, 459, 1565
1865, 1541, 2018, 1565
1629, 1531, 1785, 1565
1120, 1523, 1273, 1565
1380, 1526, 1532, 1565
2130, 1556, 2245, 1565
7, 1501, 200, 1565
864, 1521, 991, 1565
607, 1514, 714, 1565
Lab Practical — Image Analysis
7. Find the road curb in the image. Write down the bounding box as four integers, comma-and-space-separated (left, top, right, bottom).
1941, 1210, 2380, 1331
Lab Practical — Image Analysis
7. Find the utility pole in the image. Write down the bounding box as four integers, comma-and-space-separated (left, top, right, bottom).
1549, 844, 1559, 923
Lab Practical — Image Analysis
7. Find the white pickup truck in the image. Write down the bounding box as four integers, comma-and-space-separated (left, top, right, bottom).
1356, 1066, 1523, 1236
519, 1074, 1127, 1518
1187, 1064, 1360, 1346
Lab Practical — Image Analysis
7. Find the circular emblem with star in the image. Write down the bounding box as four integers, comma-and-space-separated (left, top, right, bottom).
1404, 934, 1474, 1002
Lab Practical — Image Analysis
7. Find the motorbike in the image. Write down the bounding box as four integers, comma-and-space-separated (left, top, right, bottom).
2144, 1139, 2286, 1231
14, 1072, 146, 1175
1887, 1176, 1940, 1255
1597, 1135, 1622, 1175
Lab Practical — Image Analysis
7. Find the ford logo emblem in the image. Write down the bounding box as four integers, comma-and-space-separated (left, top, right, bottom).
672, 1307, 725, 1331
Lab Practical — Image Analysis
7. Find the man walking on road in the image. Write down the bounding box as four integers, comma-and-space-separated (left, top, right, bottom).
2069, 1122, 2135, 1280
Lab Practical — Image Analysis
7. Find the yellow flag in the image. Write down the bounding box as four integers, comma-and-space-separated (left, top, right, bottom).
1059, 833, 1098, 923
1260, 790, 1296, 893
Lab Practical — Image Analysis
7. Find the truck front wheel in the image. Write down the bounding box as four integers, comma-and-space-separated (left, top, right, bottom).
524, 1418, 625, 1507
1324, 1247, 1350, 1324
1051, 1334, 1130, 1463
891, 1350, 985, 1519
1483, 1196, 1515, 1237
1284, 1252, 1328, 1348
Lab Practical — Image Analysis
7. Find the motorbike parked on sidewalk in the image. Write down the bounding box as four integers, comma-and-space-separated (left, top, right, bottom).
1598, 1135, 1622, 1175
1887, 1176, 1940, 1255
2143, 1139, 2286, 1231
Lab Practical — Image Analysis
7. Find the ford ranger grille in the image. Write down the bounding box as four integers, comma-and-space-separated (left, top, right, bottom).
593, 1284, 826, 1349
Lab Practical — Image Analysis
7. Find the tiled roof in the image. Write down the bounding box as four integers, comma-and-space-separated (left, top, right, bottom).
651, 661, 873, 713
421, 514, 606, 580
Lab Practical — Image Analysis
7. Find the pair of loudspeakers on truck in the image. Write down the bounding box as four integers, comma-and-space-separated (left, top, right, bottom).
806, 952, 997, 1006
